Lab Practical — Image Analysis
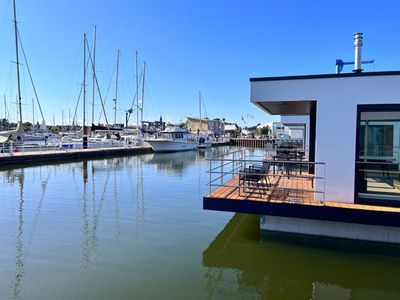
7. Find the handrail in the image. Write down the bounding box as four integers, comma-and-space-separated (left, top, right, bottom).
206, 148, 326, 202
208, 157, 325, 165
206, 170, 325, 180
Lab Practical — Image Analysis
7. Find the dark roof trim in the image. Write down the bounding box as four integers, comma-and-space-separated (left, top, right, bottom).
250, 71, 400, 82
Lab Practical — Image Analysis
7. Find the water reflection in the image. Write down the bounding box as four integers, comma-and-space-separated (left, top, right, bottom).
13, 169, 24, 300
203, 214, 400, 299
148, 151, 199, 176
2, 156, 149, 297
27, 167, 52, 251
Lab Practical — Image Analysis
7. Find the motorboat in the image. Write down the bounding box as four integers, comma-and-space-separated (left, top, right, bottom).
145, 127, 197, 153
197, 131, 213, 149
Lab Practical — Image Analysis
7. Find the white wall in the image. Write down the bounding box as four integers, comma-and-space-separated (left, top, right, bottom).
251, 75, 400, 203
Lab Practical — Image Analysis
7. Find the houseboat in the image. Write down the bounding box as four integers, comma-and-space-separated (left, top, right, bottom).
203, 33, 400, 244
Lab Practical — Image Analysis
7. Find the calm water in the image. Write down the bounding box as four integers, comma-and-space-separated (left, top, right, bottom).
1, 147, 400, 300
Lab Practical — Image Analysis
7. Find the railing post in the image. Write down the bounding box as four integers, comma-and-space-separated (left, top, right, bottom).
220, 158, 224, 185
232, 151, 235, 180
209, 159, 212, 194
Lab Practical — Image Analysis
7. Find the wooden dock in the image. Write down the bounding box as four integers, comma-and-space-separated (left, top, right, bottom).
0, 146, 153, 167
211, 140, 231, 147
204, 175, 400, 227
231, 138, 271, 148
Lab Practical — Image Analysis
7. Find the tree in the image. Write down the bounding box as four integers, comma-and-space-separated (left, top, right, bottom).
260, 125, 271, 136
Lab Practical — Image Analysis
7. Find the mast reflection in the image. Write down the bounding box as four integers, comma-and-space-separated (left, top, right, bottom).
13, 169, 24, 300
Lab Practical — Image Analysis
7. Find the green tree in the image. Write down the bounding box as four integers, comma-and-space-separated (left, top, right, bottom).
260, 125, 271, 135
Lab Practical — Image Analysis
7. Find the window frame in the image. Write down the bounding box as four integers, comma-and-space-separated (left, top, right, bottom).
354, 104, 400, 207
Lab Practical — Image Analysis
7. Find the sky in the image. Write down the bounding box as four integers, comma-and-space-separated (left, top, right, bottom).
1, 0, 400, 127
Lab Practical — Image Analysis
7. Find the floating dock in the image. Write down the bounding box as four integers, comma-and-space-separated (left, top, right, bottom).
204, 175, 400, 243
203, 149, 400, 244
0, 146, 153, 167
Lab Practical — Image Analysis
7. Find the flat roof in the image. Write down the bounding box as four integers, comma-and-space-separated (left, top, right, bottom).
250, 71, 400, 82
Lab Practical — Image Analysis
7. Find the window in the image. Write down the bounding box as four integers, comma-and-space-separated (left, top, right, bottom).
355, 105, 400, 205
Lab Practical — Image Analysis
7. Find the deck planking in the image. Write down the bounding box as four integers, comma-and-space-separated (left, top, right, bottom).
207, 175, 400, 214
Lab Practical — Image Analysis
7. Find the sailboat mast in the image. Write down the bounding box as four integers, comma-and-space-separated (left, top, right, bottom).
91, 26, 97, 125
83, 33, 88, 149
135, 51, 139, 129
13, 0, 22, 124
199, 90, 202, 133
4, 95, 7, 121
32, 98, 35, 125
141, 62, 146, 128
114, 49, 120, 126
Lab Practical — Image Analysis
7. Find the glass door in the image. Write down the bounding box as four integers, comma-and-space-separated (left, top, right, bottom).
355, 105, 400, 205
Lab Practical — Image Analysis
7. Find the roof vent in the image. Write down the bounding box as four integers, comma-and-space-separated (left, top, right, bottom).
353, 32, 363, 73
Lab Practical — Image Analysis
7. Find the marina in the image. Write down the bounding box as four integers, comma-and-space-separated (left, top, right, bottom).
1, 147, 400, 299
2, 0, 400, 298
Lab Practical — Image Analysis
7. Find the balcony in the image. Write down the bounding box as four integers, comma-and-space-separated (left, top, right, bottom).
206, 149, 325, 205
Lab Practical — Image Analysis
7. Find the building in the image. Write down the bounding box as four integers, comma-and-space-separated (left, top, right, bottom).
186, 117, 209, 132
142, 119, 166, 133
224, 123, 239, 138
186, 117, 225, 137
251, 71, 400, 206
208, 119, 225, 137
204, 34, 400, 243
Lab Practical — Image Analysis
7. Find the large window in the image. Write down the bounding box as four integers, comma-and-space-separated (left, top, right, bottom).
355, 105, 400, 205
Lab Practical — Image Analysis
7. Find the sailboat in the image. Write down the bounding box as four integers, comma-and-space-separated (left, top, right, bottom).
0, 123, 23, 143
0, 0, 24, 144
197, 91, 212, 149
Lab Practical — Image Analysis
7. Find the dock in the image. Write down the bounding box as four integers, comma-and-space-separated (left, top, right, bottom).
0, 146, 153, 167
204, 175, 400, 228
211, 140, 231, 147
231, 138, 271, 148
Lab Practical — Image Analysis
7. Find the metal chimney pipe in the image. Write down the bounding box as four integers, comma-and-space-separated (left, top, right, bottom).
353, 32, 363, 73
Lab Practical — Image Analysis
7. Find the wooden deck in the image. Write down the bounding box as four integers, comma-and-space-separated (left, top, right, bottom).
208, 175, 316, 204
204, 175, 400, 227
208, 175, 400, 213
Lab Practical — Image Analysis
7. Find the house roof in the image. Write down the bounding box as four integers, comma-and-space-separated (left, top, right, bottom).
186, 116, 209, 122
250, 71, 400, 82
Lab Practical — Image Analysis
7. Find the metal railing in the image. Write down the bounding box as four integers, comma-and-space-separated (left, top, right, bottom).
0, 139, 147, 157
207, 149, 326, 202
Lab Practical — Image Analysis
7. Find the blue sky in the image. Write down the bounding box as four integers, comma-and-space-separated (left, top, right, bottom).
1, 0, 400, 126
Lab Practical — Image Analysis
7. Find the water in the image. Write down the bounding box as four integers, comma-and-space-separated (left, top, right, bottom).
1, 147, 400, 300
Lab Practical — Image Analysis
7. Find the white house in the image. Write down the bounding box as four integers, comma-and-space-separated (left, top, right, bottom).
251, 71, 400, 207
